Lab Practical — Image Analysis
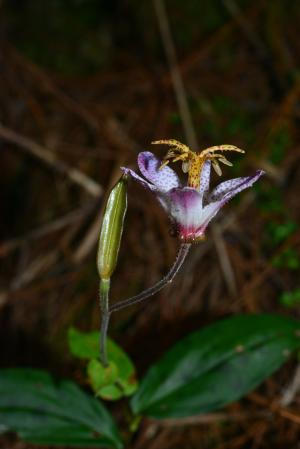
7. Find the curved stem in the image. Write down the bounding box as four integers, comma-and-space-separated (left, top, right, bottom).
109, 243, 191, 313
99, 279, 110, 366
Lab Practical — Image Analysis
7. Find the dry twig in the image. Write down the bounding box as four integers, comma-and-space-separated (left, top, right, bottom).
0, 124, 102, 197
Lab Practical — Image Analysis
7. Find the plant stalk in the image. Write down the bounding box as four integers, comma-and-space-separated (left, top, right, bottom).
99, 278, 111, 366
109, 243, 191, 313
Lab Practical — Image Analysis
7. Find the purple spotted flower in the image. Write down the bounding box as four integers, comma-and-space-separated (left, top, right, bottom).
122, 140, 264, 243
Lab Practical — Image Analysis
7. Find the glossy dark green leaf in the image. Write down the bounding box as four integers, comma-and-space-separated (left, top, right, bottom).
131, 314, 300, 418
0, 369, 123, 448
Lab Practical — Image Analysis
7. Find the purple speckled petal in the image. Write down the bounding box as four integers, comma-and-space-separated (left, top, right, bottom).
138, 151, 180, 192
198, 160, 211, 196
121, 167, 170, 212
194, 170, 265, 237
121, 167, 157, 192
210, 170, 265, 203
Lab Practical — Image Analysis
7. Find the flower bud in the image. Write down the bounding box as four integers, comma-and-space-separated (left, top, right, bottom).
97, 175, 127, 280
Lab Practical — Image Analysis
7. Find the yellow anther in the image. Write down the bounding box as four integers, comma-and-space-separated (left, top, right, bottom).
151, 140, 245, 188
219, 158, 233, 167
182, 161, 190, 173
212, 160, 222, 176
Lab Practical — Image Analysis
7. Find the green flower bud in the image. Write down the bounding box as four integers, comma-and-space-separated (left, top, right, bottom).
97, 175, 127, 280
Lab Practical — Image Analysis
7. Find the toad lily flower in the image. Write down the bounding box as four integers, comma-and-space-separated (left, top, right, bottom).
122, 140, 264, 243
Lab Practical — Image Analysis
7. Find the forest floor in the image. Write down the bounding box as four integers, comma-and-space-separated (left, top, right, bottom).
1, 1, 300, 448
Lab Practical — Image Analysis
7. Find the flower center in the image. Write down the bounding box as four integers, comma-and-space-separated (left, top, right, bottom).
152, 139, 245, 189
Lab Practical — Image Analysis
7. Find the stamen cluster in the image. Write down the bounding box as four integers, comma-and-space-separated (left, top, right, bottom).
153, 139, 245, 189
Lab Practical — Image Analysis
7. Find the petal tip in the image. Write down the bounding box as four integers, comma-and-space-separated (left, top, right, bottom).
137, 151, 157, 171
251, 169, 266, 183
138, 151, 155, 160
120, 166, 129, 175
256, 169, 266, 176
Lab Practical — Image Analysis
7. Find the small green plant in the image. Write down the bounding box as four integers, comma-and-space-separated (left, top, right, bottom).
272, 248, 300, 271
279, 289, 300, 308
266, 220, 298, 246
1, 141, 300, 448
68, 327, 138, 401
268, 126, 291, 166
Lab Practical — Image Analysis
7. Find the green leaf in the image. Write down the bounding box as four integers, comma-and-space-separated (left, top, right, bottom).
68, 327, 101, 359
96, 384, 123, 402
0, 369, 123, 448
87, 359, 119, 389
68, 328, 138, 398
131, 314, 300, 419
87, 360, 123, 400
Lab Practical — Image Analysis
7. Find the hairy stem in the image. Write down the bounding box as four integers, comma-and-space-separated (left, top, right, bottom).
109, 243, 191, 313
99, 278, 111, 366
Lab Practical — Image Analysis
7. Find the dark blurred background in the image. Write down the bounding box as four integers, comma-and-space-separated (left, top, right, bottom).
1, 0, 300, 448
